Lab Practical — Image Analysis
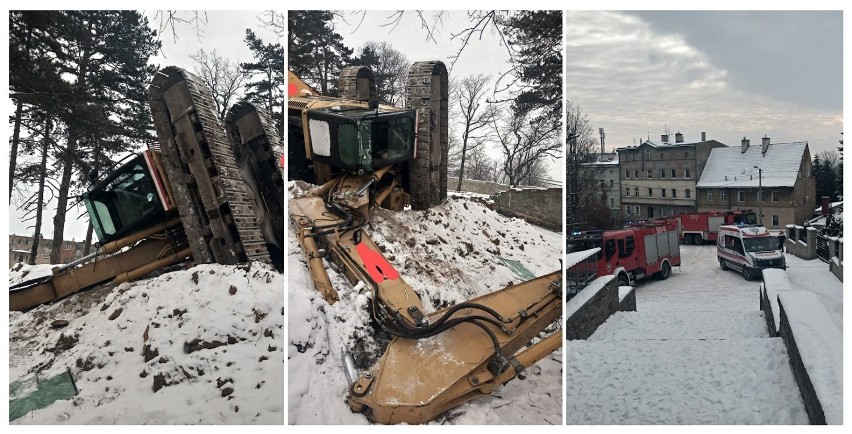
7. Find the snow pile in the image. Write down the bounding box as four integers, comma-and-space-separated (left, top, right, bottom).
565, 247, 599, 269
9, 262, 56, 286
9, 262, 284, 424
762, 268, 793, 333
288, 182, 562, 424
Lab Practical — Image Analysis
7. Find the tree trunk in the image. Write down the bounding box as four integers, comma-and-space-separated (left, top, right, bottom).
9, 100, 24, 203
50, 136, 76, 264
82, 222, 94, 256
28, 115, 51, 265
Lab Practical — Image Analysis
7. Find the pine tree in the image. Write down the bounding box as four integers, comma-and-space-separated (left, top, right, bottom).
288, 10, 352, 96
242, 29, 286, 136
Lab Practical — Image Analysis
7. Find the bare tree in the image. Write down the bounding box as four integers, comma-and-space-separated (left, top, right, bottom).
491, 106, 560, 187
453, 74, 496, 190
190, 49, 246, 120
353, 41, 409, 105
566, 102, 603, 230
465, 146, 496, 181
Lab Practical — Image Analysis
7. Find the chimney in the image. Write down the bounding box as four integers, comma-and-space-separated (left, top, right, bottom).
675, 132, 684, 143
822, 196, 830, 216
661, 134, 669, 143
741, 137, 750, 153
761, 136, 770, 155
701, 131, 706, 141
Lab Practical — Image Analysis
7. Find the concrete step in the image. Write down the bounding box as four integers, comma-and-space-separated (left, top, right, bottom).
589, 311, 769, 341
566, 338, 808, 424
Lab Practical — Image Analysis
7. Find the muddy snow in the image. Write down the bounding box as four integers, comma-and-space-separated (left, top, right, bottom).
288, 182, 562, 424
9, 262, 284, 424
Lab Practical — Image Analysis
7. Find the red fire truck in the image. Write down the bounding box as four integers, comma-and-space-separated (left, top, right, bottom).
566, 220, 681, 287
669, 210, 757, 244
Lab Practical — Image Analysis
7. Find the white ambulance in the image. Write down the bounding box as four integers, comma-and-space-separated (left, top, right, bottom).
717, 225, 786, 280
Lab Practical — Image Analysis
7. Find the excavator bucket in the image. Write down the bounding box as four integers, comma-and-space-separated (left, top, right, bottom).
347, 272, 562, 424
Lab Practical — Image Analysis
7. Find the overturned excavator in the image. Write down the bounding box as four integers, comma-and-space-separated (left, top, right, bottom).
10, 66, 284, 311
288, 63, 562, 424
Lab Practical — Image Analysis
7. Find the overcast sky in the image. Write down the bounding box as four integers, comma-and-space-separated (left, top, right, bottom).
8, 11, 280, 241
566, 11, 842, 156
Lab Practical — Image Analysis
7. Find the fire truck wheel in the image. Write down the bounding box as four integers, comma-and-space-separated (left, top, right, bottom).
694, 234, 703, 244
684, 234, 693, 245
655, 261, 671, 280
617, 273, 629, 287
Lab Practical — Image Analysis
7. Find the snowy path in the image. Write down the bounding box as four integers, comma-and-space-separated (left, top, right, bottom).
567, 245, 809, 424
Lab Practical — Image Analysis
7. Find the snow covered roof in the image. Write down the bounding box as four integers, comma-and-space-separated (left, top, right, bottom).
617, 139, 711, 151
696, 141, 808, 188
566, 247, 600, 269
814, 201, 843, 214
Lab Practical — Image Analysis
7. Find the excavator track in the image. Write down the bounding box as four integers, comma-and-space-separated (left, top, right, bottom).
225, 101, 285, 268
149, 67, 270, 265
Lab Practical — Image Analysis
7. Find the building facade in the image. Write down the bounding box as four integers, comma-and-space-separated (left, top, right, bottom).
8, 235, 93, 267
581, 152, 621, 219
617, 133, 727, 219
696, 138, 815, 229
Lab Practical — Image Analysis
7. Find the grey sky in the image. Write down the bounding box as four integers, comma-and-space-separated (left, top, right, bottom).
566, 11, 842, 157
9, 11, 279, 241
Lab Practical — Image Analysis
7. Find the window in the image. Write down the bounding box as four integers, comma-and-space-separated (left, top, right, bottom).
661, 189, 666, 198
721, 190, 728, 201
671, 169, 676, 178
604, 239, 617, 260
685, 189, 691, 198
625, 188, 630, 197
609, 179, 614, 189
648, 188, 653, 197
772, 191, 779, 202
625, 170, 630, 179
660, 169, 666, 178
672, 189, 677, 198
707, 190, 713, 201
757, 190, 764, 202
660, 153, 664, 159
772, 215, 779, 227
738, 190, 745, 202
633, 188, 638, 197
646, 150, 651, 159
42, 253, 48, 259
635, 206, 640, 216
647, 170, 652, 179
619, 236, 636, 258
684, 168, 690, 179
684, 152, 689, 159
634, 170, 639, 178
610, 198, 614, 207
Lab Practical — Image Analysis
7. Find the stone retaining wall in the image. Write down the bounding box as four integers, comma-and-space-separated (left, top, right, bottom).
566, 276, 619, 340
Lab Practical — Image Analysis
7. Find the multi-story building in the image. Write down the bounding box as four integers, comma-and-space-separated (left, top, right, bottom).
617, 132, 726, 219
8, 234, 93, 267
581, 151, 621, 219
696, 138, 815, 229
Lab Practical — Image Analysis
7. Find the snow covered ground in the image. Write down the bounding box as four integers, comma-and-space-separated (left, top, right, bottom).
288, 183, 563, 425
9, 262, 56, 286
10, 262, 285, 424
567, 245, 826, 424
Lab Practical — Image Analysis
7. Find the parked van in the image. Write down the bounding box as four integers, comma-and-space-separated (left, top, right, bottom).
717, 225, 786, 280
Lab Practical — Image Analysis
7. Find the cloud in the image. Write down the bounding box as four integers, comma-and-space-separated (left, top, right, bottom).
566, 11, 842, 154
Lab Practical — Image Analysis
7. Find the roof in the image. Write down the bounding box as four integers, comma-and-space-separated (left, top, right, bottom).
696, 141, 808, 188
617, 139, 719, 152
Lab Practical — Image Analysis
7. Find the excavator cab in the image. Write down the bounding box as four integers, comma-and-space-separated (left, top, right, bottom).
302, 105, 417, 174
82, 151, 171, 245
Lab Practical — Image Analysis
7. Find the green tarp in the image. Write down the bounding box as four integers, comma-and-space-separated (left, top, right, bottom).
9, 368, 77, 422
498, 257, 536, 281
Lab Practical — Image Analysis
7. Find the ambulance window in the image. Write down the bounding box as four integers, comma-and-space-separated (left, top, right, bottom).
622, 236, 635, 257
604, 239, 616, 260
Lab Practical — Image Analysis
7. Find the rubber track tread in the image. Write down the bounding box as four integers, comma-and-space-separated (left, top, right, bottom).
149, 67, 270, 264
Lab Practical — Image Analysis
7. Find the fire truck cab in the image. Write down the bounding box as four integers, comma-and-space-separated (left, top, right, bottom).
717, 225, 786, 280
674, 210, 757, 245
567, 221, 681, 287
